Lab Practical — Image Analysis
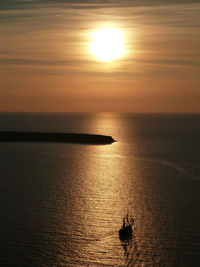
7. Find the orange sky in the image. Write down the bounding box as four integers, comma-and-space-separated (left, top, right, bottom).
0, 0, 200, 113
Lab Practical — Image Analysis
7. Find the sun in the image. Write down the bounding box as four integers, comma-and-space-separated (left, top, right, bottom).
90, 28, 125, 62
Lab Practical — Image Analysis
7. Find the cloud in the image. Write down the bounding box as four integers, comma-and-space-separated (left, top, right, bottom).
1, 0, 200, 30
1, 0, 200, 82
1, 56, 200, 68
0, 57, 90, 67
1, 0, 200, 11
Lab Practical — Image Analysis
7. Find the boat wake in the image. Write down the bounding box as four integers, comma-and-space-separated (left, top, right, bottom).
100, 154, 200, 181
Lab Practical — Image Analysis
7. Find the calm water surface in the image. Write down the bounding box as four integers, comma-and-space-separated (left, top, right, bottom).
0, 113, 200, 266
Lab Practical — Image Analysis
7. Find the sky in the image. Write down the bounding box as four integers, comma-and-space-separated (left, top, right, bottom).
0, 0, 200, 113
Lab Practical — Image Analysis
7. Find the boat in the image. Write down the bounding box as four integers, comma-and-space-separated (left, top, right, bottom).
119, 214, 134, 240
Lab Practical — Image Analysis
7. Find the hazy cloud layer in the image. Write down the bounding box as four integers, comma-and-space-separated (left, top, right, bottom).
1, 0, 200, 10
1, 0, 200, 112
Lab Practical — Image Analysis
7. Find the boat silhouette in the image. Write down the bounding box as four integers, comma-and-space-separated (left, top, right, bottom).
119, 214, 134, 240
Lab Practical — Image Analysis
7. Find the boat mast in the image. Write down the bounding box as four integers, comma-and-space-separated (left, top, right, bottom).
126, 214, 130, 226
122, 217, 126, 228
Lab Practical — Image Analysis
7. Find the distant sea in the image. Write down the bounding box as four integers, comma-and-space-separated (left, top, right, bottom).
0, 112, 200, 267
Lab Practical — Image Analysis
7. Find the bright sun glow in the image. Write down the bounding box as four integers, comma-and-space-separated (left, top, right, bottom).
90, 28, 125, 62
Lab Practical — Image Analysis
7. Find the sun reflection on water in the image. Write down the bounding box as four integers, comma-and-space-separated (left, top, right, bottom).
63, 113, 140, 265
57, 113, 180, 266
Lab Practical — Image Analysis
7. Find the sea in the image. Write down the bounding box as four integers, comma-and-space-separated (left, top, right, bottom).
0, 112, 200, 267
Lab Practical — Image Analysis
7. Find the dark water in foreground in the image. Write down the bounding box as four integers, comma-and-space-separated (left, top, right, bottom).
0, 113, 200, 267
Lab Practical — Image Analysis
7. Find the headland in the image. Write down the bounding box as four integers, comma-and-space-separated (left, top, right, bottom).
0, 131, 115, 145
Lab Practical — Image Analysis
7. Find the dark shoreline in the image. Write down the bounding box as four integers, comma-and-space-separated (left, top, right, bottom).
0, 131, 115, 145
